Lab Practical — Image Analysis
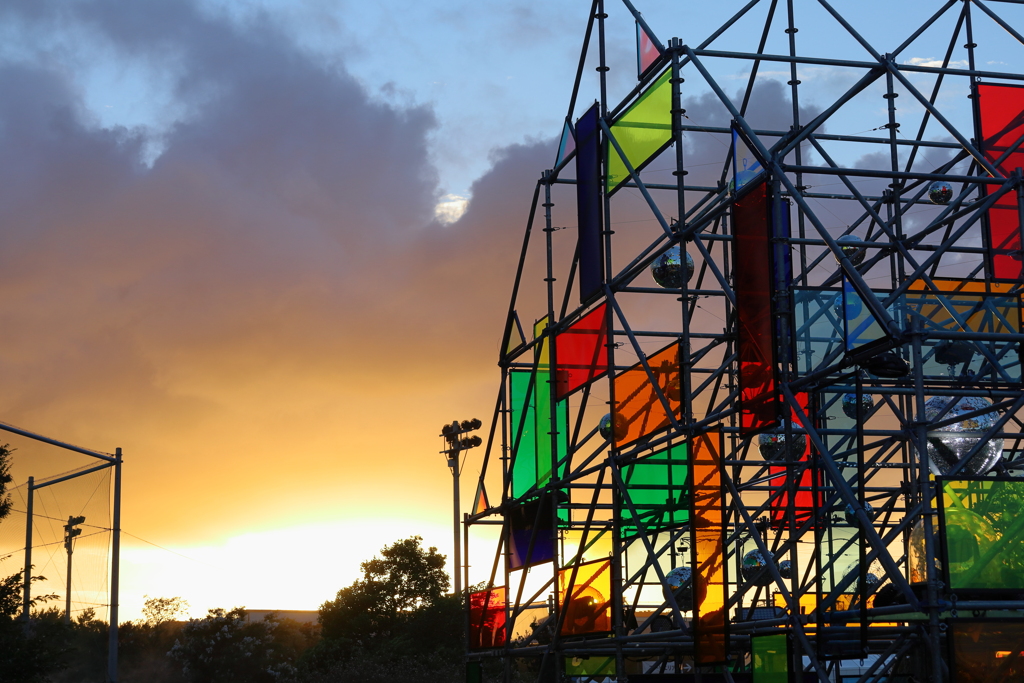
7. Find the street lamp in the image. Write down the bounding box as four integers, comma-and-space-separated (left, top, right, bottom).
440, 418, 482, 597
64, 515, 85, 624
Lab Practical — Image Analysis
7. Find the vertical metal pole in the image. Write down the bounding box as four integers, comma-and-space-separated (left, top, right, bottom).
463, 512, 470, 596
108, 448, 122, 683
65, 519, 73, 625
22, 476, 33, 621
452, 447, 462, 598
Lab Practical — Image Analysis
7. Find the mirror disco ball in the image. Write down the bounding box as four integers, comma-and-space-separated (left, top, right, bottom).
599, 413, 628, 441
835, 234, 866, 266
742, 549, 774, 586
841, 392, 874, 419
844, 502, 875, 527
651, 246, 695, 289
779, 560, 792, 580
924, 396, 1004, 475
663, 566, 693, 609
928, 180, 954, 205
833, 294, 844, 320
758, 423, 807, 462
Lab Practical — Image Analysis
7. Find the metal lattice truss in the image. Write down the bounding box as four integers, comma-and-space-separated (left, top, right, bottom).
464, 2, 1024, 681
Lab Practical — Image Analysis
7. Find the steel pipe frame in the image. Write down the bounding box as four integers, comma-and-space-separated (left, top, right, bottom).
468, 1, 1024, 681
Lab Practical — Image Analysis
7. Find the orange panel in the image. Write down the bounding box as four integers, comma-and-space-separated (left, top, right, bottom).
692, 429, 727, 664
611, 342, 680, 448
558, 559, 613, 636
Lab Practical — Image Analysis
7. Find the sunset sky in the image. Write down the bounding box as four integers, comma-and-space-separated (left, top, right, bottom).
0, 0, 1021, 622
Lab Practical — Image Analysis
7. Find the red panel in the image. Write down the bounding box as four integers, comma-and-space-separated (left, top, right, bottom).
733, 180, 778, 434
977, 83, 1024, 280
468, 587, 507, 650
770, 393, 823, 529
554, 303, 608, 400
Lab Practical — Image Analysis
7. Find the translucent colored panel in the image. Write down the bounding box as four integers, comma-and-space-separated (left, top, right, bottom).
554, 303, 608, 400
505, 311, 526, 356
535, 317, 553, 487
534, 318, 570, 491
939, 479, 1024, 592
752, 634, 789, 683
472, 479, 489, 516
611, 342, 681, 448
977, 83, 1024, 280
951, 621, 1024, 682
770, 393, 822, 529
555, 120, 575, 168
906, 279, 1020, 334
606, 69, 672, 193
692, 430, 727, 664
621, 443, 689, 538
558, 559, 612, 636
469, 586, 507, 650
510, 369, 538, 499
508, 495, 556, 570
636, 22, 661, 78
576, 103, 604, 303
793, 288, 845, 377
734, 179, 778, 434
566, 655, 615, 677
843, 278, 887, 351
510, 605, 549, 643
732, 128, 765, 192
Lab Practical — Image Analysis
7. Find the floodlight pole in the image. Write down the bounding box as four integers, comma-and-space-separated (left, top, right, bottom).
441, 419, 483, 598
64, 515, 85, 624
450, 447, 462, 598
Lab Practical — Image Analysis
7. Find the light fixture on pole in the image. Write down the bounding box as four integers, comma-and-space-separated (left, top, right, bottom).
440, 418, 482, 597
64, 515, 85, 624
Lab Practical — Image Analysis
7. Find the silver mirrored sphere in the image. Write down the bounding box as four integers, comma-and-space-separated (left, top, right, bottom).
742, 549, 774, 586
928, 180, 954, 205
758, 422, 807, 462
779, 560, 792, 580
844, 502, 875, 527
924, 396, 1004, 476
833, 294, 844, 321
663, 566, 693, 609
599, 413, 628, 441
841, 392, 874, 419
836, 234, 866, 266
651, 246, 695, 289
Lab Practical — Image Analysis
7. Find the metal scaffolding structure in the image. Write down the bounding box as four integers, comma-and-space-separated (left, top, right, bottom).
463, 2, 1024, 681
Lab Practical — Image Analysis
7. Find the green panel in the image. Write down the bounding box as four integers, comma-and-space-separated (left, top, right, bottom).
510, 369, 537, 499
510, 369, 569, 501
941, 479, 1024, 591
621, 443, 689, 538
606, 69, 672, 193
565, 655, 615, 677
752, 634, 789, 683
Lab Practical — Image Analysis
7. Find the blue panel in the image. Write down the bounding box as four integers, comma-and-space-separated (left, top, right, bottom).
576, 103, 604, 303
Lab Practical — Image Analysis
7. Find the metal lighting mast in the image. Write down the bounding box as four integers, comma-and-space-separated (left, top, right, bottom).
442, 418, 483, 597
63, 515, 85, 624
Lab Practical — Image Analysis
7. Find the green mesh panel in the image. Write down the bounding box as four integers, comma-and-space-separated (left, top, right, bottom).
606, 69, 672, 193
